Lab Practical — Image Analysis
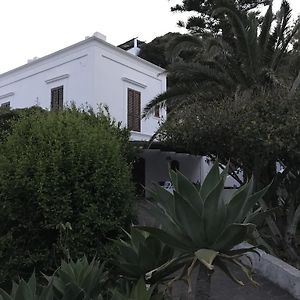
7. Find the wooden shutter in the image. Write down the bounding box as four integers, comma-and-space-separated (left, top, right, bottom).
51, 86, 63, 110
127, 89, 141, 132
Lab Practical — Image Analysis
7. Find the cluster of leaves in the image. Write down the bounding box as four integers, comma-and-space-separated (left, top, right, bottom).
141, 0, 300, 267
137, 163, 268, 292
0, 257, 158, 300
0, 107, 136, 285
143, 0, 300, 117
0, 163, 268, 299
171, 0, 270, 37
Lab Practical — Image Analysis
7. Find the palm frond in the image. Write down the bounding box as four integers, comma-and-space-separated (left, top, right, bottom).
213, 5, 256, 80
165, 34, 204, 63
259, 3, 274, 54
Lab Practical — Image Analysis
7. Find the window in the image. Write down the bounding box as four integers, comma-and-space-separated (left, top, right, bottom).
51, 86, 63, 110
154, 106, 160, 118
127, 88, 141, 132
0, 102, 10, 109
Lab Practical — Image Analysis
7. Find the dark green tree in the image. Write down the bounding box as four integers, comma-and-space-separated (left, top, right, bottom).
171, 0, 270, 37
143, 0, 300, 117
138, 32, 182, 68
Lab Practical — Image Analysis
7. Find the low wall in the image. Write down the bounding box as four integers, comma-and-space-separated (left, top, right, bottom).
239, 243, 300, 299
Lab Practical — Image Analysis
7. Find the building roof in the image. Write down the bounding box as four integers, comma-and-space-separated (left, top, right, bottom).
0, 35, 165, 79
118, 38, 145, 51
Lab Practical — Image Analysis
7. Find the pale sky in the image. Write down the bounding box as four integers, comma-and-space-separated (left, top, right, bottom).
0, 0, 299, 74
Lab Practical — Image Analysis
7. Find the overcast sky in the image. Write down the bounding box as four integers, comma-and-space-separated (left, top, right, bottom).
0, 0, 299, 74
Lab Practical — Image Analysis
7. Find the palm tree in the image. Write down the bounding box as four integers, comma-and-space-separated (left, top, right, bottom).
143, 0, 300, 117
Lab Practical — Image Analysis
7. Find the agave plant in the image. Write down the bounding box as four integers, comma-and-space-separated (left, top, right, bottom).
137, 161, 269, 299
111, 278, 164, 300
113, 227, 188, 286
0, 272, 53, 300
46, 256, 107, 300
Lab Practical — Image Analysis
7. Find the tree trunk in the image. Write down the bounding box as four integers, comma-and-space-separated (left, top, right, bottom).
193, 265, 212, 300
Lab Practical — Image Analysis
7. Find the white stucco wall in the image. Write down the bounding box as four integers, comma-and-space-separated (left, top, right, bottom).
0, 36, 166, 140
0, 44, 95, 110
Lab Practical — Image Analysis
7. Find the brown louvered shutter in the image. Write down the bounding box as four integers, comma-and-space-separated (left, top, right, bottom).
127, 88, 141, 132
51, 86, 64, 110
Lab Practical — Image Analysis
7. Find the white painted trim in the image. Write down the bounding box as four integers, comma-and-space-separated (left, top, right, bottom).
122, 77, 147, 89
0, 92, 14, 100
0, 55, 87, 89
45, 74, 70, 84
0, 36, 164, 79
102, 55, 161, 81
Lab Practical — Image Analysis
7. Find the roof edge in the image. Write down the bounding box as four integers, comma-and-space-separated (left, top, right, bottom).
0, 36, 165, 79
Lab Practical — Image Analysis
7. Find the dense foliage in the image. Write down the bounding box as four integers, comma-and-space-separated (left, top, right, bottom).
138, 33, 182, 68
171, 0, 269, 38
0, 165, 264, 300
141, 0, 300, 267
0, 107, 135, 284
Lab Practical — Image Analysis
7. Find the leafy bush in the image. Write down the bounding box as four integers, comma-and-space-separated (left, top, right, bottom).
0, 107, 136, 284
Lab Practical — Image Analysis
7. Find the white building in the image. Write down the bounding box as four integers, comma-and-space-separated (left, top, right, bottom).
0, 32, 213, 193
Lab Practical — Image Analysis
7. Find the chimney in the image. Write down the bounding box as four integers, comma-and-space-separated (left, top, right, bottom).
27, 56, 39, 63
93, 32, 106, 41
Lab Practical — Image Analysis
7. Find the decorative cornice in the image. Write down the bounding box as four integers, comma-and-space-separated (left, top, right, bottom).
0, 92, 14, 100
45, 74, 70, 84
121, 77, 147, 88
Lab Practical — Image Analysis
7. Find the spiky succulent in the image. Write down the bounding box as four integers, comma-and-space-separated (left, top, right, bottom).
0, 272, 53, 300
111, 278, 164, 300
46, 256, 107, 300
113, 227, 187, 285
137, 161, 269, 285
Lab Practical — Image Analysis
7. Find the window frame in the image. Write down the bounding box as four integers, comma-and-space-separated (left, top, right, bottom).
51, 85, 64, 111
127, 88, 141, 132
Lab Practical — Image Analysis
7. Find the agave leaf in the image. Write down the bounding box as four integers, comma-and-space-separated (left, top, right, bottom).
226, 178, 254, 224
241, 184, 270, 219
130, 228, 148, 251
0, 289, 12, 300
136, 226, 191, 252
212, 223, 256, 251
169, 169, 178, 191
232, 259, 259, 286
143, 202, 190, 243
115, 242, 138, 265
151, 185, 176, 219
222, 246, 259, 258
27, 272, 36, 295
39, 283, 54, 300
245, 207, 278, 224
195, 249, 219, 270
203, 176, 226, 244
176, 170, 204, 212
214, 258, 245, 286
15, 281, 33, 300
173, 191, 205, 247
200, 161, 221, 200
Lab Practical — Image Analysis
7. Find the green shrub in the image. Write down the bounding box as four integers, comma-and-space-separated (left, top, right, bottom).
0, 107, 136, 285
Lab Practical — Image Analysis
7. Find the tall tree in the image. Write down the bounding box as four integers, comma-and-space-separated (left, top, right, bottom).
143, 0, 300, 117
171, 0, 270, 37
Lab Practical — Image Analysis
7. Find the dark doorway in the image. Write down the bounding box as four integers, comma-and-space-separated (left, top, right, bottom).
171, 160, 180, 171
132, 157, 145, 197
